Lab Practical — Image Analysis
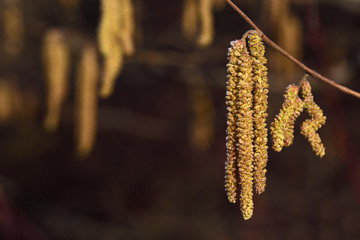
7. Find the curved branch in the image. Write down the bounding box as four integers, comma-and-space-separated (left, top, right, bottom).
226, 0, 360, 99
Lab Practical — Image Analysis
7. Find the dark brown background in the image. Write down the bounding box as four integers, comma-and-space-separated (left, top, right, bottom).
0, 0, 359, 239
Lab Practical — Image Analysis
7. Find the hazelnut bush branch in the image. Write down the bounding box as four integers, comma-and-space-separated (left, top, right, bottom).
226, 0, 360, 99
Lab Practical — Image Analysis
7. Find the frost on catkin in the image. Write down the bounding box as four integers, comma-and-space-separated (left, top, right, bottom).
42, 29, 70, 132
300, 79, 326, 157
247, 32, 269, 194
271, 85, 303, 152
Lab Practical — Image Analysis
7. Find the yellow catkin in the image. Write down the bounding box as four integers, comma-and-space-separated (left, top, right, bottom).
300, 80, 326, 157
43, 29, 70, 132
98, 0, 120, 56
118, 0, 135, 56
182, 0, 199, 41
271, 85, 303, 152
100, 44, 124, 98
283, 97, 303, 146
247, 32, 269, 194
2, 0, 24, 57
98, 0, 124, 98
225, 40, 243, 204
197, 0, 214, 48
75, 44, 99, 158
233, 40, 254, 220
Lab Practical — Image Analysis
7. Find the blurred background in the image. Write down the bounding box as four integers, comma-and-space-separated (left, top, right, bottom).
0, 0, 360, 239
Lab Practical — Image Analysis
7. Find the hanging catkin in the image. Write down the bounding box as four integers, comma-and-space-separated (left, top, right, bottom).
181, 0, 215, 48
98, 0, 135, 98
198, 0, 214, 48
100, 43, 124, 98
235, 39, 255, 221
300, 79, 326, 157
225, 40, 242, 204
270, 85, 303, 152
247, 32, 269, 194
182, 0, 199, 41
225, 39, 255, 220
118, 0, 135, 56
75, 44, 99, 157
225, 32, 271, 220
43, 29, 70, 132
98, 0, 123, 98
283, 94, 303, 147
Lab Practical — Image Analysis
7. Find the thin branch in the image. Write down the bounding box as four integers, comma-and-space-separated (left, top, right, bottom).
226, 0, 360, 99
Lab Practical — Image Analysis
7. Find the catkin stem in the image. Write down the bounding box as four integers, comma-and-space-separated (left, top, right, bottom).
226, 0, 360, 99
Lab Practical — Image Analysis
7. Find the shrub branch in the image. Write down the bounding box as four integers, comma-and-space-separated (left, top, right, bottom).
226, 0, 360, 99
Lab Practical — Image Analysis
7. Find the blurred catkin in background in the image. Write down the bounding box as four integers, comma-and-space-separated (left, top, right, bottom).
0, 0, 359, 239
43, 29, 70, 132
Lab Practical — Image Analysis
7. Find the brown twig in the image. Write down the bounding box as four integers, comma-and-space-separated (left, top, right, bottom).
226, 0, 360, 99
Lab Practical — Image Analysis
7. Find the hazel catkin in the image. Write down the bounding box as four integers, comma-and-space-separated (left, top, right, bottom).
182, 0, 199, 41
42, 29, 70, 132
225, 40, 243, 204
270, 84, 303, 152
235, 41, 255, 220
75, 44, 99, 157
247, 31, 269, 194
197, 0, 214, 48
300, 79, 326, 157
98, 0, 135, 98
225, 32, 271, 220
118, 0, 135, 56
225, 39, 255, 220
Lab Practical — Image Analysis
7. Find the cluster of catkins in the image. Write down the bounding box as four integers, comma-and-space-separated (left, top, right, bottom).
271, 75, 326, 157
43, 29, 99, 157
225, 32, 327, 220
225, 31, 269, 220
182, 0, 226, 48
